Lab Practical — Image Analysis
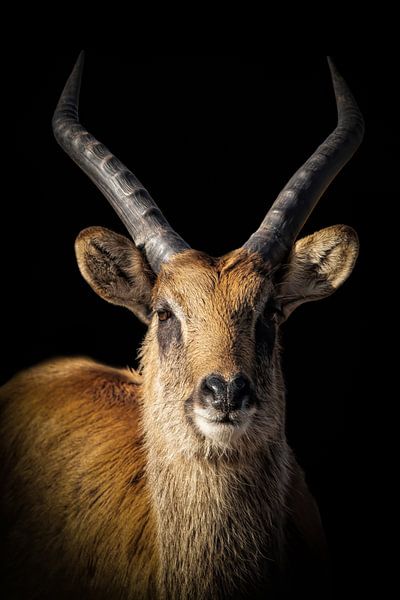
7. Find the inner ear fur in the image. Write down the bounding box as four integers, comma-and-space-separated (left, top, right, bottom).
75, 226, 154, 324
277, 225, 359, 320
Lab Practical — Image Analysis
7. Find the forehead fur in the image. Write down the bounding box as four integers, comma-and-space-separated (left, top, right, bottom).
153, 248, 270, 310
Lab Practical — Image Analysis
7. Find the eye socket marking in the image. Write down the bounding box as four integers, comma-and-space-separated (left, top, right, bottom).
156, 305, 182, 355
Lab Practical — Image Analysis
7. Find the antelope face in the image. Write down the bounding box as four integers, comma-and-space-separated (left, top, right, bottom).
56, 54, 362, 455
75, 224, 358, 455
149, 249, 273, 447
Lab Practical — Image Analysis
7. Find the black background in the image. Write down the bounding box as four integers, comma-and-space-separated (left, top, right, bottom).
3, 52, 394, 594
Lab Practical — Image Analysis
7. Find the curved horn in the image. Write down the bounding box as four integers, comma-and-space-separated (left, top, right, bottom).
243, 58, 364, 268
52, 52, 190, 273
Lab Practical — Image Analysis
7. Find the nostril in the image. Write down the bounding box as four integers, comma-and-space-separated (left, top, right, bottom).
200, 374, 251, 412
201, 374, 227, 410
229, 375, 251, 409
203, 375, 226, 398
233, 375, 248, 392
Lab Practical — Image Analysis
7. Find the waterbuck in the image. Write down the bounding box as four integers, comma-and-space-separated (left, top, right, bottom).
0, 54, 363, 599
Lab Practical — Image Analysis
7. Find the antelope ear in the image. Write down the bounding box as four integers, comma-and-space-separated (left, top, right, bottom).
277, 225, 359, 320
75, 226, 155, 325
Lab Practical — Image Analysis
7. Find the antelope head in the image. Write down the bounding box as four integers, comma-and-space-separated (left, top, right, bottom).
53, 54, 363, 459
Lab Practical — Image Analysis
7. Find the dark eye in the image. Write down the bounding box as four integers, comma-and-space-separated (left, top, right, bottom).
157, 309, 172, 322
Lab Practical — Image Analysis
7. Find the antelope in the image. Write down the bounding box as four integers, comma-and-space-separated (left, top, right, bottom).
0, 54, 363, 599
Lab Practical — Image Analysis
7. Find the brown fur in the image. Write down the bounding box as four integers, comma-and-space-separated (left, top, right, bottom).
0, 359, 157, 599
0, 225, 358, 598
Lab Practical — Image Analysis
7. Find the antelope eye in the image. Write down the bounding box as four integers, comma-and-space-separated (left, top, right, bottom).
157, 309, 172, 322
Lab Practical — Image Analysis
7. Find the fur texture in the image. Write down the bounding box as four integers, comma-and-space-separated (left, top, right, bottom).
0, 225, 358, 598
0, 359, 157, 599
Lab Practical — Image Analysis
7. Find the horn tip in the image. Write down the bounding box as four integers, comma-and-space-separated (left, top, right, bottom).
326, 56, 365, 137
326, 56, 340, 81
70, 50, 85, 84
52, 51, 86, 139
75, 50, 85, 71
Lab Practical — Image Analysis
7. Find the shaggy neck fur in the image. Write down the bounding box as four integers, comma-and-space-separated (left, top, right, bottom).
142, 406, 292, 599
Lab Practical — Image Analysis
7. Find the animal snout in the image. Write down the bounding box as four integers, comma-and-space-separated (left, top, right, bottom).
200, 373, 252, 412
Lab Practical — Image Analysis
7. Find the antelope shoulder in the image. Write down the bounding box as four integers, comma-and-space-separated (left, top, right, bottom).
0, 359, 156, 600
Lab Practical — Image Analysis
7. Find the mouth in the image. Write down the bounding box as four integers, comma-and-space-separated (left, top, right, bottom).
191, 404, 256, 443
207, 412, 239, 424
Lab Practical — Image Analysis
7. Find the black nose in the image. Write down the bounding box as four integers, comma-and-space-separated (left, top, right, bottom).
200, 374, 251, 412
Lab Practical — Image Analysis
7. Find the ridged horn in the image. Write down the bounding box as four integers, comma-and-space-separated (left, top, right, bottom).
52, 52, 190, 273
243, 58, 364, 268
